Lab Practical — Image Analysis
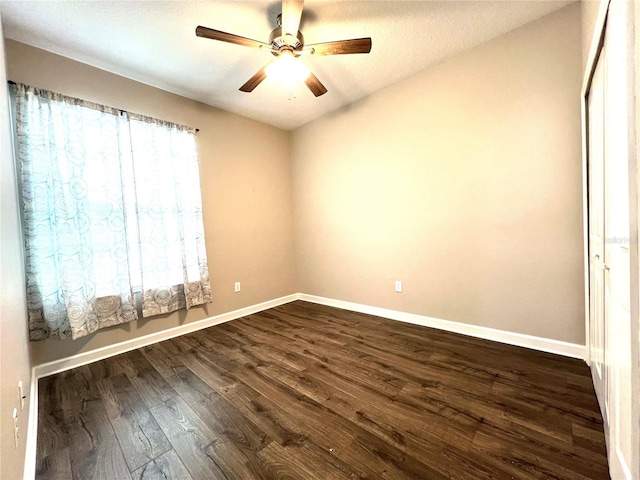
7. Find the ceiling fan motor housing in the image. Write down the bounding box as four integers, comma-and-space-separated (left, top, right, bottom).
269, 27, 305, 55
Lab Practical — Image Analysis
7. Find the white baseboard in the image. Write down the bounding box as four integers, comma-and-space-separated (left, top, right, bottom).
299, 294, 586, 360
33, 294, 299, 380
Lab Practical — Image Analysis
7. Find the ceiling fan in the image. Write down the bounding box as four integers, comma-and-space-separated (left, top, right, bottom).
195, 0, 372, 97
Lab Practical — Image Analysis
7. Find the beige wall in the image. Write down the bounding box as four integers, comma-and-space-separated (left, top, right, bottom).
292, 4, 585, 344
5, 40, 297, 365
0, 17, 32, 480
4, 2, 586, 370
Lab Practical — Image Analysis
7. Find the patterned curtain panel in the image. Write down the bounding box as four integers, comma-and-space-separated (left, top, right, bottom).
13, 83, 211, 341
126, 113, 211, 317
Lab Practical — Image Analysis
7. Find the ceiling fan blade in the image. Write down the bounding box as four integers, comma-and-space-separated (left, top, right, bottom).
305, 72, 327, 97
307, 38, 372, 56
196, 26, 270, 49
239, 62, 273, 93
281, 0, 304, 42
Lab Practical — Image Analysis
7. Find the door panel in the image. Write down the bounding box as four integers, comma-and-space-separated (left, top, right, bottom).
588, 42, 606, 418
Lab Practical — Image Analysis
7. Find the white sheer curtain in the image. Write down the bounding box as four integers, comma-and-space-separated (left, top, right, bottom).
14, 83, 211, 340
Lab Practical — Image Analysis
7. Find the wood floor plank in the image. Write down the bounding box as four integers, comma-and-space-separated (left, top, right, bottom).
178, 348, 239, 393
174, 334, 243, 375
132, 449, 193, 480
572, 422, 608, 456
472, 426, 609, 480
59, 366, 102, 424
66, 396, 132, 480
35, 447, 72, 480
398, 380, 574, 446
97, 373, 172, 472
226, 387, 387, 479
307, 362, 478, 451
222, 324, 316, 372
149, 395, 228, 479
300, 341, 409, 394
200, 438, 272, 480
491, 379, 604, 427
264, 361, 504, 479
231, 363, 448, 479
219, 382, 309, 448
116, 350, 178, 409
35, 376, 69, 474
168, 365, 272, 454
256, 444, 316, 480
37, 300, 610, 479
257, 441, 353, 480
139, 342, 187, 379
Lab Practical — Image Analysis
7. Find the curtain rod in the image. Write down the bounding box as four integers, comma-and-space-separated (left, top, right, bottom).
8, 80, 199, 133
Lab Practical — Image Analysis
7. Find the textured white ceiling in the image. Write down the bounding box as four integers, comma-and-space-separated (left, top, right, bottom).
0, 0, 573, 130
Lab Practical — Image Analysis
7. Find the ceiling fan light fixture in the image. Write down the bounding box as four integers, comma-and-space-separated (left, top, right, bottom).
196, 0, 371, 96
266, 50, 310, 87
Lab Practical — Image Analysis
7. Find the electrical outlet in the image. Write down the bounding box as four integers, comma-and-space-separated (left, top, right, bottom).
12, 408, 18, 448
18, 381, 25, 411
234, 282, 241, 293
394, 280, 402, 293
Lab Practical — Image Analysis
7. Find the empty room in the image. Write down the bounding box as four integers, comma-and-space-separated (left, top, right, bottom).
0, 0, 638, 479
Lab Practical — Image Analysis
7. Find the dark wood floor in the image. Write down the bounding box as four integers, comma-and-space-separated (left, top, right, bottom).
36, 300, 609, 479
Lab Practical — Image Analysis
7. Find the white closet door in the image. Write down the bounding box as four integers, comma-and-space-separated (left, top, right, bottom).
588, 1, 635, 478
603, 2, 633, 478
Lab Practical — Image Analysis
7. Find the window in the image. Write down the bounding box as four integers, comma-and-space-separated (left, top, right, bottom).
13, 83, 211, 340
